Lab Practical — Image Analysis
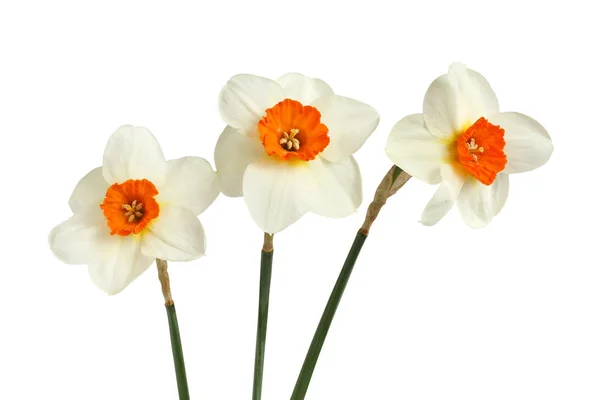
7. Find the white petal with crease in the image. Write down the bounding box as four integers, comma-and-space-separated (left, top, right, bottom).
308, 156, 362, 218
142, 206, 206, 261
49, 210, 114, 265
218, 74, 285, 137
242, 159, 313, 234
487, 112, 553, 174
423, 63, 499, 139
314, 95, 379, 162
491, 173, 510, 216
69, 167, 109, 213
159, 157, 219, 215
386, 114, 448, 184
421, 164, 465, 226
214, 125, 265, 197
276, 72, 334, 105
457, 173, 509, 228
458, 179, 490, 228
102, 125, 167, 186
87, 235, 154, 295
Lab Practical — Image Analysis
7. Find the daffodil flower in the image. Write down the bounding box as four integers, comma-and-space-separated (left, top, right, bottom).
386, 63, 553, 228
215, 73, 380, 234
49, 125, 219, 295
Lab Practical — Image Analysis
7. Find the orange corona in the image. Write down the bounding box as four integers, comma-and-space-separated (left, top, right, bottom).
100, 179, 160, 236
456, 117, 507, 185
258, 99, 330, 161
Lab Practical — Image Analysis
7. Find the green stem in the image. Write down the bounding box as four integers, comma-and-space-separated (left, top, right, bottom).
253, 233, 274, 400
290, 232, 367, 400
166, 304, 190, 400
290, 166, 410, 400
157, 259, 189, 400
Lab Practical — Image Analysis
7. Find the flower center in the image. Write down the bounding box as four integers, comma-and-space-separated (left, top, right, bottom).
122, 199, 144, 223
279, 128, 301, 151
258, 99, 330, 161
456, 117, 507, 185
100, 179, 160, 236
465, 138, 485, 162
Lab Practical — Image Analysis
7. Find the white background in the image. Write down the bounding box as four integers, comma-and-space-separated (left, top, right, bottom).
1, 1, 598, 399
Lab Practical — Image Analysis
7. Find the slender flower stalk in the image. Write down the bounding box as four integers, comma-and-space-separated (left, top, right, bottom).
157, 259, 190, 400
291, 166, 411, 400
253, 233, 274, 400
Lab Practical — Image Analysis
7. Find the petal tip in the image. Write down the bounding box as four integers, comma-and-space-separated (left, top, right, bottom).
419, 218, 437, 227
449, 61, 467, 73
114, 124, 135, 133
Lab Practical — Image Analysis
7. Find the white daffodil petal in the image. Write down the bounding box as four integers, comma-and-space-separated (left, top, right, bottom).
87, 235, 154, 295
314, 95, 379, 162
243, 159, 312, 234
385, 114, 449, 184
68, 167, 109, 213
491, 173, 509, 216
276, 72, 334, 105
421, 164, 465, 226
102, 125, 167, 186
49, 210, 113, 265
488, 112, 553, 174
423, 62, 499, 139
141, 206, 206, 261
214, 125, 265, 197
422, 74, 456, 139
218, 74, 286, 137
448, 63, 500, 124
158, 157, 219, 215
308, 156, 362, 218
457, 176, 499, 228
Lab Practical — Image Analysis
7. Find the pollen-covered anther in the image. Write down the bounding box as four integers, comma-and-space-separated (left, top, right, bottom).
122, 200, 144, 222
466, 138, 485, 162
279, 128, 301, 151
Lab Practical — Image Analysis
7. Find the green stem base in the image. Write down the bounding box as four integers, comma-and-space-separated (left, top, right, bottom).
166, 304, 190, 400
253, 247, 274, 400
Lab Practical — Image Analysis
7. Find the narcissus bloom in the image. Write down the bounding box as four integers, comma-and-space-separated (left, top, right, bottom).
215, 73, 379, 234
49, 125, 219, 294
386, 63, 553, 228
